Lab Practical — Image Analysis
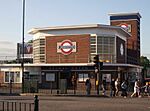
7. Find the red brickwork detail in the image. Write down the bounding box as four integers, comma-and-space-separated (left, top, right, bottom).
111, 20, 138, 50
0, 71, 4, 85
111, 20, 140, 64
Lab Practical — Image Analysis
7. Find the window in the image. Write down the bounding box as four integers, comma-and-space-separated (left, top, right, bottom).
5, 72, 9, 82
4, 71, 20, 83
78, 73, 89, 82
14, 72, 20, 82
97, 36, 115, 63
90, 36, 96, 44
90, 45, 96, 53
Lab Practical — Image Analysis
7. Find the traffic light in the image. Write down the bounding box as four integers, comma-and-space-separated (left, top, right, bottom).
100, 62, 103, 70
93, 55, 99, 69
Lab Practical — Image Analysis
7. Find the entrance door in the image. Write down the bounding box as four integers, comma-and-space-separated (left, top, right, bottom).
60, 72, 72, 89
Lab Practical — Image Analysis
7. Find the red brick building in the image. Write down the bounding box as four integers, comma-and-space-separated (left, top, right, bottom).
27, 23, 141, 92
0, 13, 142, 94
109, 12, 141, 65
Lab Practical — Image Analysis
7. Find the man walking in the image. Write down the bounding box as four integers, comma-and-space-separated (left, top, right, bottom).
85, 78, 91, 95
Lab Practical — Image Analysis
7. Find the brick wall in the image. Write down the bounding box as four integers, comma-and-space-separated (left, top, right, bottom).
111, 20, 138, 50
45, 34, 90, 63
111, 20, 140, 64
0, 71, 4, 86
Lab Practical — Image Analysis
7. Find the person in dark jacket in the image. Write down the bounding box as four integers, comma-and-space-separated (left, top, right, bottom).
110, 78, 115, 97
85, 78, 91, 95
121, 80, 128, 98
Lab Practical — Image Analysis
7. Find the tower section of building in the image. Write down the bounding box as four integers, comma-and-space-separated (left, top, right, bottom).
109, 12, 141, 65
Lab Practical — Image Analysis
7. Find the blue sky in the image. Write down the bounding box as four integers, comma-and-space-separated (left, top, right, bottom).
0, 0, 150, 59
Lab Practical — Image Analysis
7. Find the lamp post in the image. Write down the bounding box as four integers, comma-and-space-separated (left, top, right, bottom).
22, 0, 25, 93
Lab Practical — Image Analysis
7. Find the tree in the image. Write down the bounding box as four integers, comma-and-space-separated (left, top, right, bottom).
27, 40, 33, 43
140, 56, 150, 66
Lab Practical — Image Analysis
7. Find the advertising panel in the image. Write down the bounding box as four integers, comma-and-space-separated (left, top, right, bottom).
17, 43, 33, 58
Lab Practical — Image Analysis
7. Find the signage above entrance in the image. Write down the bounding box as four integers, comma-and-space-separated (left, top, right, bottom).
57, 40, 76, 55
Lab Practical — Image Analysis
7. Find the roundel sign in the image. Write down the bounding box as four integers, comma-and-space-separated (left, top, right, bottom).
120, 23, 131, 32
120, 23, 128, 29
57, 40, 76, 55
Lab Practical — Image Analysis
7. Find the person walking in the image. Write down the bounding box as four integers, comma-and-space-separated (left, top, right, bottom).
131, 79, 140, 98
101, 84, 106, 96
142, 82, 150, 97
115, 78, 119, 96
71, 75, 76, 94
110, 78, 115, 97
121, 80, 128, 98
85, 78, 91, 95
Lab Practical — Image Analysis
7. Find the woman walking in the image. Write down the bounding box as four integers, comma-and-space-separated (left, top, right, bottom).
131, 79, 140, 97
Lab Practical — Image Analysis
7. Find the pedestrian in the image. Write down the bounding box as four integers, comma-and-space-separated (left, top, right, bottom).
121, 80, 128, 98
142, 82, 150, 97
85, 78, 91, 95
71, 75, 76, 94
101, 84, 106, 96
131, 79, 140, 98
115, 78, 119, 96
110, 78, 115, 97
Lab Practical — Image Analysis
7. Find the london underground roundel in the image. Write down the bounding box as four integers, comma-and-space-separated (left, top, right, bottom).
120, 23, 128, 29
58, 40, 76, 55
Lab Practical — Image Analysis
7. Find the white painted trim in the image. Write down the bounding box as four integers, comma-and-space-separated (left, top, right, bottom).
0, 63, 142, 68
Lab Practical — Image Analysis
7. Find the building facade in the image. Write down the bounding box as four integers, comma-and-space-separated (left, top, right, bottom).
0, 13, 142, 93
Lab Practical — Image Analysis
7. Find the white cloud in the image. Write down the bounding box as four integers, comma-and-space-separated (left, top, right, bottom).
0, 41, 17, 60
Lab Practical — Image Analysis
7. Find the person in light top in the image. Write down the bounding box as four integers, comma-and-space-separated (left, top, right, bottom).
131, 79, 140, 97
115, 78, 119, 96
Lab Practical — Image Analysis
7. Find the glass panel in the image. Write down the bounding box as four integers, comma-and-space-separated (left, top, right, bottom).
78, 73, 89, 82
10, 72, 14, 82
90, 45, 96, 53
90, 37, 96, 44
5, 72, 9, 82
103, 38, 108, 44
14, 72, 20, 82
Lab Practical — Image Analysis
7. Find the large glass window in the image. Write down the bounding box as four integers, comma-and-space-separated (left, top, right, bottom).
4, 72, 20, 83
91, 36, 115, 63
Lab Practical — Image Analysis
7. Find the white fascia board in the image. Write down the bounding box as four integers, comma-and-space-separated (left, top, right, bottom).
28, 24, 99, 34
0, 63, 93, 67
0, 63, 142, 69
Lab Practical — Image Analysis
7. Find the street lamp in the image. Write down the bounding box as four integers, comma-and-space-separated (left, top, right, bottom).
22, 0, 25, 93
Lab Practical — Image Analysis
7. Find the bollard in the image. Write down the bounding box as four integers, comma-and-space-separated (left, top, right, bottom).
34, 95, 39, 111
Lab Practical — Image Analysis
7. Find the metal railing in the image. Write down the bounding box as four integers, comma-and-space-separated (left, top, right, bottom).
0, 95, 39, 111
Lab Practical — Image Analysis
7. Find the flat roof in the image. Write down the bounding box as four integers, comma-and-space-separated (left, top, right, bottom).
28, 24, 131, 37
109, 12, 141, 18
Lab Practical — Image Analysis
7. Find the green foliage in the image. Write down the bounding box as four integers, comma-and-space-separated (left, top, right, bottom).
140, 56, 150, 66
27, 40, 33, 43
